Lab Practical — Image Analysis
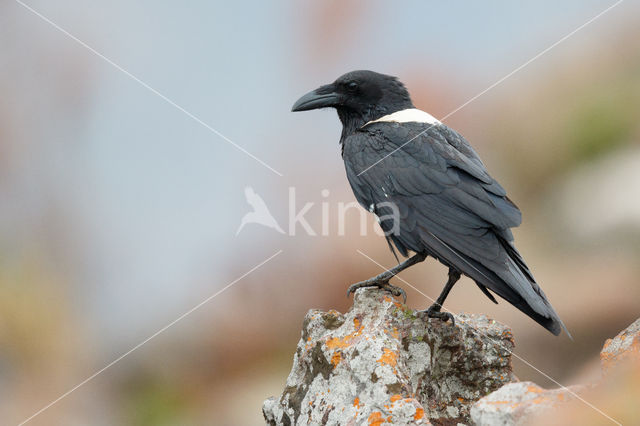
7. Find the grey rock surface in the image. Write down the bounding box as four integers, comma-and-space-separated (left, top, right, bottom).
600, 317, 640, 371
263, 288, 515, 425
469, 381, 581, 426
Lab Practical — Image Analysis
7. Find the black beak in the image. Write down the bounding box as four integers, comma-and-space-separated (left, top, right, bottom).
291, 84, 339, 112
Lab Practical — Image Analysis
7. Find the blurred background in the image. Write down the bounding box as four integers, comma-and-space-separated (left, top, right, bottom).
1, 1, 639, 424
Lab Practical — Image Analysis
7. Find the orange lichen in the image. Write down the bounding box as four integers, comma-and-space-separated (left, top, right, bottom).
331, 352, 342, 367
326, 337, 347, 349
414, 407, 425, 420
327, 334, 355, 349
367, 411, 389, 425
390, 327, 400, 339
377, 348, 398, 367
326, 321, 364, 350
526, 385, 544, 394
486, 400, 513, 405
353, 397, 361, 409
487, 394, 554, 409
390, 394, 402, 403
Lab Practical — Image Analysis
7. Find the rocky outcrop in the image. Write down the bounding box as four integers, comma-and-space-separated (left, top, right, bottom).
264, 287, 640, 425
262, 288, 515, 425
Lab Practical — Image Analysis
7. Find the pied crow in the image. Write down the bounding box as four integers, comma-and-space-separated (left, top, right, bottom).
292, 70, 569, 337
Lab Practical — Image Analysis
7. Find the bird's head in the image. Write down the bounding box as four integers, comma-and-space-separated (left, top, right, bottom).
292, 70, 414, 133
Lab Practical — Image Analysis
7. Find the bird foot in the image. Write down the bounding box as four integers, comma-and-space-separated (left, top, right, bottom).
347, 280, 406, 304
420, 304, 456, 326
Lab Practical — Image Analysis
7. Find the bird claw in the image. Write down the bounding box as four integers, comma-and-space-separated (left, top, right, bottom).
385, 284, 407, 304
347, 280, 407, 304
346, 281, 368, 298
421, 305, 456, 327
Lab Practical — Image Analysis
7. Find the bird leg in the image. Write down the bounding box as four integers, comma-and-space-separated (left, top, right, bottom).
422, 268, 461, 325
347, 253, 427, 303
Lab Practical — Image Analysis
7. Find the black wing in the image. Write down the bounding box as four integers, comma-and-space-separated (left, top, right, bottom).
343, 121, 567, 336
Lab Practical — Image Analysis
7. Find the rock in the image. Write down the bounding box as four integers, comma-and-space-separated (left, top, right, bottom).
262, 288, 515, 425
600, 318, 640, 372
471, 318, 640, 425
469, 381, 581, 426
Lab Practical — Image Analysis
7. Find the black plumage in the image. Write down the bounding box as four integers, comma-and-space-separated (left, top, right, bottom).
292, 70, 568, 337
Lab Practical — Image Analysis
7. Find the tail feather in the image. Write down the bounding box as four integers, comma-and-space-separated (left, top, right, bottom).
500, 238, 572, 339
418, 228, 570, 337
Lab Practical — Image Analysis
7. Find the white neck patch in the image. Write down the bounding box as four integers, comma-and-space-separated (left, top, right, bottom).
363, 108, 441, 127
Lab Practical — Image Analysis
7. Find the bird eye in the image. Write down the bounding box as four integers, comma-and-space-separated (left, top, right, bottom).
347, 81, 358, 91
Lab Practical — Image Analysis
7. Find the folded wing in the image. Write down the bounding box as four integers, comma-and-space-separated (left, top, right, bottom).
343, 122, 567, 336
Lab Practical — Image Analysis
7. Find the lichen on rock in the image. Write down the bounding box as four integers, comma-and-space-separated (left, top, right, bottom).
263, 288, 515, 425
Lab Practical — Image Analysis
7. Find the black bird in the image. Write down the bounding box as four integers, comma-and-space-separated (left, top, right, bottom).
292, 70, 569, 337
